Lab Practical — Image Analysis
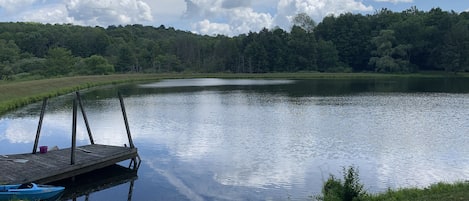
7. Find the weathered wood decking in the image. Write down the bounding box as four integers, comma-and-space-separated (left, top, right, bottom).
0, 144, 138, 185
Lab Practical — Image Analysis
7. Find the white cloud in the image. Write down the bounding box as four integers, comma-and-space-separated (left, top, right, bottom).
221, 0, 251, 9
185, 0, 273, 36
183, 0, 223, 19
18, 0, 154, 26
185, 0, 373, 35
142, 0, 186, 28
6, 0, 379, 35
0, 0, 36, 12
230, 8, 273, 33
2, 0, 469, 36
21, 4, 74, 24
65, 0, 153, 26
193, 19, 231, 35
144, 0, 185, 17
275, 0, 373, 29
374, 0, 413, 3
193, 8, 273, 36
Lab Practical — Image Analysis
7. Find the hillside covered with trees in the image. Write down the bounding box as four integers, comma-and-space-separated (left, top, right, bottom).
0, 7, 468, 80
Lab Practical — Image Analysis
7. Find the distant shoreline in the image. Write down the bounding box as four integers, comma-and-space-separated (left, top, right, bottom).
1, 72, 468, 115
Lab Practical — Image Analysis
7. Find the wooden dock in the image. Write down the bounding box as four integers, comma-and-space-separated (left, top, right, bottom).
0, 144, 138, 185
1, 92, 141, 185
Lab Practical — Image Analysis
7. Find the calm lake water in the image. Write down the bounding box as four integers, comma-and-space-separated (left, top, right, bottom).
1, 77, 469, 200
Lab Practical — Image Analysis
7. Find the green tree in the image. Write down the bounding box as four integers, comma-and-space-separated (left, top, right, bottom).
317, 39, 340, 72
12, 57, 46, 77
116, 45, 136, 72
16, 31, 49, 57
292, 13, 316, 33
423, 8, 454, 70
441, 20, 469, 72
369, 30, 411, 72
154, 54, 182, 72
44, 47, 77, 76
67, 26, 110, 57
390, 8, 426, 71
76, 55, 114, 75
316, 13, 372, 71
0, 40, 21, 64
243, 39, 268, 73
288, 26, 317, 71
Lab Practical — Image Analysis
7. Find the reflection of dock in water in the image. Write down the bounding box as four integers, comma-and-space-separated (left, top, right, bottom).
52, 164, 138, 201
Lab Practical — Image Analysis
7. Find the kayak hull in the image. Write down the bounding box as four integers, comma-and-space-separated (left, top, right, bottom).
0, 183, 64, 201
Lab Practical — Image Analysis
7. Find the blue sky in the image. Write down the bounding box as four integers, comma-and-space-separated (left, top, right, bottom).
0, 0, 467, 36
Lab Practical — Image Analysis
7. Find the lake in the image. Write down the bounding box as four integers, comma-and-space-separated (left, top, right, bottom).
1, 77, 469, 200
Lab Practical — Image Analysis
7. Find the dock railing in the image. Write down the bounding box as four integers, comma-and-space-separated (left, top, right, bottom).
31, 91, 141, 169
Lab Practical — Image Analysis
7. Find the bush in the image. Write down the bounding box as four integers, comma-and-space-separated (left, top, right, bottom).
318, 166, 367, 201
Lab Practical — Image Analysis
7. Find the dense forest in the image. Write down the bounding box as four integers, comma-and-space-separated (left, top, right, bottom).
0, 7, 468, 79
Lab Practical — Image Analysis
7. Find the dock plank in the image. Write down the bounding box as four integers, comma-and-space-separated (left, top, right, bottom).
0, 144, 138, 184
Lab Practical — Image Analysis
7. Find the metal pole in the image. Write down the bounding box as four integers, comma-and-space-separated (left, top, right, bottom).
76, 91, 94, 144
118, 92, 135, 149
33, 98, 47, 154
71, 98, 77, 165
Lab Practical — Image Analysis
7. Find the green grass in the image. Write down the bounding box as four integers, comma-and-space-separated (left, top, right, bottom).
315, 166, 469, 201
0, 74, 160, 115
366, 182, 469, 201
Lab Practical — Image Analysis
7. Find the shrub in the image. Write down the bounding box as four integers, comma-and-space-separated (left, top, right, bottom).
318, 166, 367, 201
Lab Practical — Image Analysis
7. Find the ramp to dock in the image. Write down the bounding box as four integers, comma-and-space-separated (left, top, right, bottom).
0, 144, 138, 184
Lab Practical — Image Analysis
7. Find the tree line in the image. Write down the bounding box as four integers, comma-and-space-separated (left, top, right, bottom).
0, 7, 468, 80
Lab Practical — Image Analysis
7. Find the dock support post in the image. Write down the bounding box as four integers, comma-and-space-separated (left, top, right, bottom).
71, 98, 77, 165
127, 179, 135, 201
33, 98, 47, 154
118, 92, 135, 149
76, 91, 95, 144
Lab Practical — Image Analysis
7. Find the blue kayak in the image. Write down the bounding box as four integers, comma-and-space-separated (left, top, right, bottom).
0, 183, 64, 201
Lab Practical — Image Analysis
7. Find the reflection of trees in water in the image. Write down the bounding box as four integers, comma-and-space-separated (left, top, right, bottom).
6, 78, 469, 118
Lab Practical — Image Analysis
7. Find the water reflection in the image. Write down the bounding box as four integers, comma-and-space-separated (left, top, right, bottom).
125, 89, 469, 195
139, 78, 294, 88
52, 164, 138, 201
1, 78, 469, 200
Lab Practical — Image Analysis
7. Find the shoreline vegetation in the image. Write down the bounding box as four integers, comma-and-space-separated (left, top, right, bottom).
1, 73, 469, 200
317, 166, 469, 201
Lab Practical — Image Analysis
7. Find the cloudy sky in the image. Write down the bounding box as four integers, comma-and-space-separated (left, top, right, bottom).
0, 0, 467, 36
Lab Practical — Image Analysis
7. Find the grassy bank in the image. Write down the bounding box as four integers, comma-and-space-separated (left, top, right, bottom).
317, 166, 469, 201
0, 74, 161, 115
367, 182, 469, 201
